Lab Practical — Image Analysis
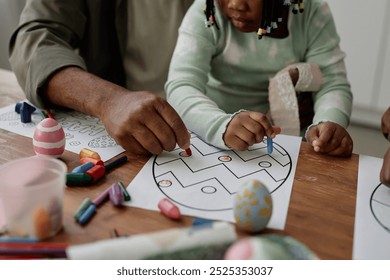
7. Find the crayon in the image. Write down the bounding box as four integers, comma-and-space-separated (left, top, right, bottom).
158, 198, 181, 220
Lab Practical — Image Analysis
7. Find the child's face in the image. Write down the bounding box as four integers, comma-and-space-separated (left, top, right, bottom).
217, 0, 262, 33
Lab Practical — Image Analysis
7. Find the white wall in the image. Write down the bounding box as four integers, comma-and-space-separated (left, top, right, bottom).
0, 0, 25, 70
326, 0, 390, 128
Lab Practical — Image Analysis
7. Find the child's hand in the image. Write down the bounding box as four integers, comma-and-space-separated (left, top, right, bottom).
223, 111, 281, 151
306, 121, 353, 157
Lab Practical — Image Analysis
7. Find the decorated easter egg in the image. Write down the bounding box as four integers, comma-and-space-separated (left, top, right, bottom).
224, 235, 318, 260
33, 118, 65, 158
233, 179, 272, 232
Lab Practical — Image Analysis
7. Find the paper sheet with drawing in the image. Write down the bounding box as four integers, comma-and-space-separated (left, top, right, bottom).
353, 155, 390, 259
0, 102, 124, 161
126, 133, 301, 230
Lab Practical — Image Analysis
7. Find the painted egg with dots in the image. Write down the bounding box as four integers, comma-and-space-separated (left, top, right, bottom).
233, 179, 272, 232
33, 118, 65, 158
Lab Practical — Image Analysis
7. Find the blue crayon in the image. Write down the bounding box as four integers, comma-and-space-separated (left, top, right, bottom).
20, 103, 34, 123
78, 204, 97, 225
14, 102, 23, 113
192, 218, 213, 227
267, 136, 273, 154
71, 162, 94, 173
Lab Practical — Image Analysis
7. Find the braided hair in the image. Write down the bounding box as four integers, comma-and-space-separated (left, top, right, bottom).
204, 0, 304, 39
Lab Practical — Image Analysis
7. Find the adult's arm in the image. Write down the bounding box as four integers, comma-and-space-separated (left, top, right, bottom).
9, 0, 189, 154
44, 67, 190, 155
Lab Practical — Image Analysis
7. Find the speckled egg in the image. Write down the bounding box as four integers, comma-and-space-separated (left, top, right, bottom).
224, 235, 318, 260
33, 118, 65, 158
233, 179, 272, 232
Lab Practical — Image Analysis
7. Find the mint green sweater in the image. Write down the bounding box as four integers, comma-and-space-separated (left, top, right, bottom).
166, 0, 352, 149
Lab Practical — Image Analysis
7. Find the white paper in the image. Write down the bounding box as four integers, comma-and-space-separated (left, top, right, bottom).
126, 133, 301, 230
0, 102, 124, 161
353, 155, 390, 259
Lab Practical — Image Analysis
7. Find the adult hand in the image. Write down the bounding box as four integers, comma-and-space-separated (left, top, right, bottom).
380, 148, 390, 187
305, 121, 353, 157
100, 91, 190, 155
43, 67, 190, 156
223, 111, 281, 151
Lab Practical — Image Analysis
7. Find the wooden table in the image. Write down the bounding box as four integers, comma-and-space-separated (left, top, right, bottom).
0, 69, 358, 260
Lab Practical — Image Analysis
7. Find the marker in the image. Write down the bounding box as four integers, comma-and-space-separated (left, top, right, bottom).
267, 136, 273, 154
104, 155, 128, 172
158, 198, 181, 220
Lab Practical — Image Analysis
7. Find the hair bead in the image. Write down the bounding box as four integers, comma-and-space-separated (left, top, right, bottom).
203, 0, 304, 40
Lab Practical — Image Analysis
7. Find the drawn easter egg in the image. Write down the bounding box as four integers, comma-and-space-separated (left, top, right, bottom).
33, 118, 65, 158
233, 179, 272, 232
224, 235, 318, 260
88, 135, 117, 148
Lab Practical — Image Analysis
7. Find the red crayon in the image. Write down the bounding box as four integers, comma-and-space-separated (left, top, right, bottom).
45, 109, 55, 119
80, 157, 104, 166
158, 198, 181, 220
185, 147, 192, 156
85, 165, 105, 182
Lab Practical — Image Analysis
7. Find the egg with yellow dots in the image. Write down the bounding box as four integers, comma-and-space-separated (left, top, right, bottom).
233, 179, 272, 232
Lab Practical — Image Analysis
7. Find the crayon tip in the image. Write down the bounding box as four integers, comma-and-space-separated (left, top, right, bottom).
185, 147, 192, 156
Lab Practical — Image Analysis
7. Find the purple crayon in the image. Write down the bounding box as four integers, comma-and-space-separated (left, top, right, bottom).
109, 182, 124, 207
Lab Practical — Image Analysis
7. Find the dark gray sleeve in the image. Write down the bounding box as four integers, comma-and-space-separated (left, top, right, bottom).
9, 0, 87, 109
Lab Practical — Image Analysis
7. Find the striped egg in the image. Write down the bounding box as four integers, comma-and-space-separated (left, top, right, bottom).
33, 118, 65, 158
233, 179, 272, 233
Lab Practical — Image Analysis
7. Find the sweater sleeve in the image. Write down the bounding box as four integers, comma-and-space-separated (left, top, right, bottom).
165, 0, 233, 149
302, 0, 352, 128
9, 0, 87, 109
